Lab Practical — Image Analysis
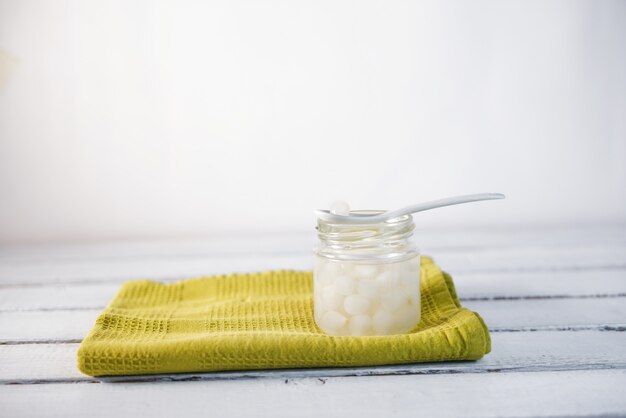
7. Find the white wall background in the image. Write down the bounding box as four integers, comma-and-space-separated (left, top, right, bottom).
0, 0, 625, 244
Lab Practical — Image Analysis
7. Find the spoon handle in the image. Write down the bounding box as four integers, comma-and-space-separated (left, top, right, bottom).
380, 193, 505, 221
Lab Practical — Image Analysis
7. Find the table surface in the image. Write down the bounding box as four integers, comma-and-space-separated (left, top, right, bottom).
1, 224, 625, 417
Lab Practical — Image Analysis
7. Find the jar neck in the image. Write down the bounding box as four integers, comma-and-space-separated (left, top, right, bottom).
315, 212, 417, 262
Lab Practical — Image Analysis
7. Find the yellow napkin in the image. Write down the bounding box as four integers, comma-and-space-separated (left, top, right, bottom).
77, 257, 490, 376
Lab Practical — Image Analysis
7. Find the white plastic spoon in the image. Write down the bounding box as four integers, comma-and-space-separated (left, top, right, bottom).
316, 192, 505, 224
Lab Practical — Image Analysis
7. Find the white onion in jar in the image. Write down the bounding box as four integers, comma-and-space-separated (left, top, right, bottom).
313, 256, 420, 336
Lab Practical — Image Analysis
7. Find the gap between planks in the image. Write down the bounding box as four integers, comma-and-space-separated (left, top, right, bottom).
1, 293, 625, 314
1, 267, 625, 311
3, 369, 626, 418
2, 245, 626, 287
1, 297, 626, 344
1, 260, 625, 308
1, 223, 623, 256
1, 330, 626, 385
1, 323, 625, 347
2, 224, 625, 263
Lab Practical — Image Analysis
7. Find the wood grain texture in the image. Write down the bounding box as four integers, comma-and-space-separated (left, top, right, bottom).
1, 370, 625, 418
1, 331, 625, 384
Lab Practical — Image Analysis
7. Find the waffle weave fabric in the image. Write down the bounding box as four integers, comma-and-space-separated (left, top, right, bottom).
77, 256, 491, 376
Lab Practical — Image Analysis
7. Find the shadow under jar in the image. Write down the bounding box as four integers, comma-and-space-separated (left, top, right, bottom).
313, 211, 421, 336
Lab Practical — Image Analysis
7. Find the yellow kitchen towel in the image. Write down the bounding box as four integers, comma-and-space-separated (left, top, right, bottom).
77, 257, 490, 376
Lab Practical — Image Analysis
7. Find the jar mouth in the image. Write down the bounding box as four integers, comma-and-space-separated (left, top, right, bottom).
316, 209, 412, 224
315, 210, 416, 262
316, 211, 414, 238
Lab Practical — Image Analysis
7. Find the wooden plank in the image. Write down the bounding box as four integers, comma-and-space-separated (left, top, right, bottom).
465, 297, 626, 331
1, 298, 624, 343
1, 331, 625, 384
454, 268, 626, 300
0, 283, 118, 312
0, 254, 313, 286
2, 224, 624, 264
439, 246, 626, 274
1, 246, 625, 286
1, 369, 625, 417
0, 343, 85, 383
0, 233, 314, 263
1, 268, 624, 312
0, 310, 97, 343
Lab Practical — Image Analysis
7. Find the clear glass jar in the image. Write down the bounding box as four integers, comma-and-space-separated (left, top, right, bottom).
313, 211, 421, 336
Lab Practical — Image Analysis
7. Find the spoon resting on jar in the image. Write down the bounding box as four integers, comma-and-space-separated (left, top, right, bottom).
315, 192, 505, 224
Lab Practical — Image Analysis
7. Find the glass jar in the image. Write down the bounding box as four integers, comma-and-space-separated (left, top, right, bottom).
313, 211, 420, 336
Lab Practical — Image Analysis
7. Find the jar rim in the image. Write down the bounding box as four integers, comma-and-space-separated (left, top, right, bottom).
315, 211, 416, 262
316, 210, 413, 227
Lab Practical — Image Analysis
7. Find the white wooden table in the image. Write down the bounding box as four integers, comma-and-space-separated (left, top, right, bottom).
1, 225, 625, 417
